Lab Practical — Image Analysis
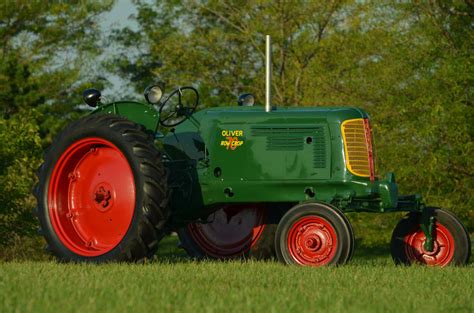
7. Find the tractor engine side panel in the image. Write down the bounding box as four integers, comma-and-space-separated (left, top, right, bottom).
211, 121, 331, 181
164, 107, 377, 221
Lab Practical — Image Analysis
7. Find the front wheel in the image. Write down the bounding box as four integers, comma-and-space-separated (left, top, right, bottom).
391, 208, 471, 266
274, 202, 354, 266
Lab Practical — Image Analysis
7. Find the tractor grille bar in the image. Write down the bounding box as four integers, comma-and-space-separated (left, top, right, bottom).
341, 118, 375, 181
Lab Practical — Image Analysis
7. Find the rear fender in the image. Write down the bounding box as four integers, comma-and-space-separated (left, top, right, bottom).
91, 101, 159, 133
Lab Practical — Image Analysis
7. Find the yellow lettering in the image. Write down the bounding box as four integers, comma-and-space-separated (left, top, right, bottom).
219, 130, 245, 150
221, 129, 244, 137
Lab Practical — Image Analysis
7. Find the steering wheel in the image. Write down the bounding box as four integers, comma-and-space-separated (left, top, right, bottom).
159, 86, 199, 127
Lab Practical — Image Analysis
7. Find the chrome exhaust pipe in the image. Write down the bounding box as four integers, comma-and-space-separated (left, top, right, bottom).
265, 35, 272, 112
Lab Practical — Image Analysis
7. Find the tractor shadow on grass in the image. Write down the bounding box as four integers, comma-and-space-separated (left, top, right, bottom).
152, 234, 191, 263
351, 239, 394, 265
353, 239, 391, 259
152, 234, 396, 265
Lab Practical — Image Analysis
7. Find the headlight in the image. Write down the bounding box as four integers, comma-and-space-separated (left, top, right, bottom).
144, 84, 164, 104
82, 88, 102, 107
237, 93, 255, 106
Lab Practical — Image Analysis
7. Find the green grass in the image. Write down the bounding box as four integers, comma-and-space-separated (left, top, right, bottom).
1, 236, 473, 313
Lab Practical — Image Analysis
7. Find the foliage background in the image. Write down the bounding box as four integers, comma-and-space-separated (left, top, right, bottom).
0, 0, 472, 259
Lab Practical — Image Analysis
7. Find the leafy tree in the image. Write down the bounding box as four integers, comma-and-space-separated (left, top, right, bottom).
110, 0, 363, 106
0, 1, 114, 247
0, 1, 114, 140
0, 111, 41, 245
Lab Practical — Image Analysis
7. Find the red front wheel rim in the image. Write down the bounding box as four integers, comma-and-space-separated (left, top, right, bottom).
48, 138, 136, 257
187, 205, 266, 258
404, 223, 455, 266
287, 216, 338, 266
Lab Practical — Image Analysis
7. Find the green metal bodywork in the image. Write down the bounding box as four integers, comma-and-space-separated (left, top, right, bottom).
162, 106, 406, 221
93, 101, 160, 133
91, 100, 432, 247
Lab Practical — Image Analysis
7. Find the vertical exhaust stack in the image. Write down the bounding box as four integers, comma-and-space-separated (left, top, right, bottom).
265, 35, 272, 112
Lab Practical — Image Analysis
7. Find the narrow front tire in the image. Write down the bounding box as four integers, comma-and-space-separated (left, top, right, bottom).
391, 208, 470, 266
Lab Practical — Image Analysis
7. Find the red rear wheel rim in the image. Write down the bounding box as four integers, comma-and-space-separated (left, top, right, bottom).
48, 138, 136, 257
187, 205, 266, 258
404, 223, 455, 266
287, 216, 338, 266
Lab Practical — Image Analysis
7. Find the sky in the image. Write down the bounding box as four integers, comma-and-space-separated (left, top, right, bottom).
102, 0, 137, 31
100, 0, 138, 96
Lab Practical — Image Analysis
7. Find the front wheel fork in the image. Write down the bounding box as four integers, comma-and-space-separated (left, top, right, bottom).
420, 207, 435, 252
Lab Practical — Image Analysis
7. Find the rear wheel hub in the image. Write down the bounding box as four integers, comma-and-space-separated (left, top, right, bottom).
93, 183, 113, 211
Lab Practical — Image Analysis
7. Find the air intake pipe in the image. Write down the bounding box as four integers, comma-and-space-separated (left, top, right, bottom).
265, 35, 272, 112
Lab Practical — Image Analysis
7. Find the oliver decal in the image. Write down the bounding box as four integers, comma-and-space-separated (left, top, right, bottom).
220, 130, 244, 150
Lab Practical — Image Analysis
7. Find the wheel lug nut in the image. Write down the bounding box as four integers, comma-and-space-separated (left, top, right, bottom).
68, 172, 78, 181
66, 212, 78, 219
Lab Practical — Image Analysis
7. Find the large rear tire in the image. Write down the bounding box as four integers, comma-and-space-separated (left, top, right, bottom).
177, 204, 279, 260
391, 208, 470, 266
34, 114, 169, 262
275, 202, 354, 266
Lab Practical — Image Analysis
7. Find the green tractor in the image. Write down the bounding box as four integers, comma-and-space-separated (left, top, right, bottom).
34, 37, 470, 266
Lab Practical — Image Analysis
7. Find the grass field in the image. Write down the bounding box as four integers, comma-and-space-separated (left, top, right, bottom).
1, 235, 473, 313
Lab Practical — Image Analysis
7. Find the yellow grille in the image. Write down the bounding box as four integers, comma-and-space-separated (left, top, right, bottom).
341, 118, 372, 177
